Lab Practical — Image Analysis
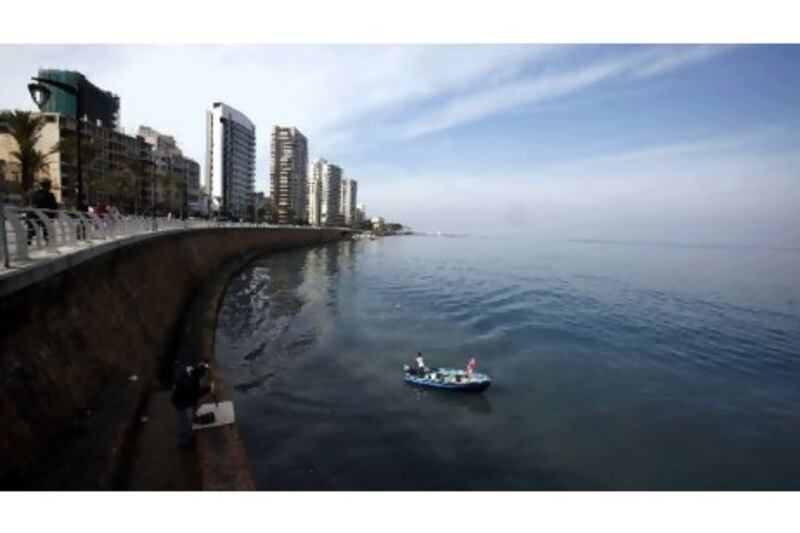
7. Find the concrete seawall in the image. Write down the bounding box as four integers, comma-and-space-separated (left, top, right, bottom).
0, 227, 349, 488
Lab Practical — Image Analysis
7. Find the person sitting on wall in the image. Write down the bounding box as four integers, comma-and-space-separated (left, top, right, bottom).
171, 362, 215, 447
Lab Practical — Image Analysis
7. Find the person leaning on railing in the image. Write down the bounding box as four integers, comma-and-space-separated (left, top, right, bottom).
27, 178, 57, 244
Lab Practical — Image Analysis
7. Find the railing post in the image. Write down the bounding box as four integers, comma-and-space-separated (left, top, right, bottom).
59, 212, 77, 245
109, 214, 122, 238
75, 212, 90, 241
6, 208, 29, 261
53, 211, 66, 246
31, 209, 58, 253
87, 213, 107, 239
119, 216, 130, 237
0, 205, 10, 268
104, 214, 114, 238
26, 210, 43, 251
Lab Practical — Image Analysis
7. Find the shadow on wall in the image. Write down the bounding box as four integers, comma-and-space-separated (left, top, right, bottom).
0, 227, 349, 488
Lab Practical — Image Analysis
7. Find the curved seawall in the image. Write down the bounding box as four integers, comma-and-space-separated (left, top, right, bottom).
0, 227, 350, 488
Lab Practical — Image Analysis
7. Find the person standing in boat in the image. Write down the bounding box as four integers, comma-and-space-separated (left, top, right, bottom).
466, 357, 477, 376
415, 352, 427, 374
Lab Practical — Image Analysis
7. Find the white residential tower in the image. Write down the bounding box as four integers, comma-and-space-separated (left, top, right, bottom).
204, 102, 256, 219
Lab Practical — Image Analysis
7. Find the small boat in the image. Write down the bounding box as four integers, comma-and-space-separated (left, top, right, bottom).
403, 367, 491, 393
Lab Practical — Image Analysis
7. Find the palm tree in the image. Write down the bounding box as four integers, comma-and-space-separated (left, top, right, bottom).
100, 172, 137, 211
0, 111, 50, 203
156, 172, 185, 216
122, 155, 148, 215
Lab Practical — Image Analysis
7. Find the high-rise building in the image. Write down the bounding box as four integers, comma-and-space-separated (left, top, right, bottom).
308, 158, 343, 227
36, 69, 120, 130
270, 126, 308, 224
139, 126, 200, 215
205, 102, 256, 219
340, 178, 358, 227
308, 158, 324, 226
321, 162, 343, 227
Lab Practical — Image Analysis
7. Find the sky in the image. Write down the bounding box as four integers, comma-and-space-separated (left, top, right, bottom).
1, 44, 799, 244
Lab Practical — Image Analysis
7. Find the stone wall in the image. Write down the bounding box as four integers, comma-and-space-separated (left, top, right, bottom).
0, 227, 348, 487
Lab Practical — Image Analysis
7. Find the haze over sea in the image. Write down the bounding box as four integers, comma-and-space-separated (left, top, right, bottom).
214, 236, 799, 490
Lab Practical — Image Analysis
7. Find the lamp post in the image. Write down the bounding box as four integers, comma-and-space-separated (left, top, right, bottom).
28, 77, 87, 212
152, 165, 157, 231
0, 163, 9, 268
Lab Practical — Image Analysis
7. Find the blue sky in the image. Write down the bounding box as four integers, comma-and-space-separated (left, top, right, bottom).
1, 44, 799, 243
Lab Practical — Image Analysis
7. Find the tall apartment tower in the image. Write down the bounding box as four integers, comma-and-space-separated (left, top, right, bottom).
308, 158, 325, 226
340, 178, 358, 227
205, 102, 256, 219
270, 126, 308, 224
321, 162, 343, 227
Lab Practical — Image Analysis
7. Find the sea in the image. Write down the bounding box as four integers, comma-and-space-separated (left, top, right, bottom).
213, 235, 800, 490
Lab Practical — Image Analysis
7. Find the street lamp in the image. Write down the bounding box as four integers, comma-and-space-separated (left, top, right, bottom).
28, 83, 51, 108
0, 161, 9, 267
28, 76, 87, 212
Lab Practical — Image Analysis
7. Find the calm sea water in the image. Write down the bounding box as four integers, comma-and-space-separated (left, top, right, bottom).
214, 236, 800, 490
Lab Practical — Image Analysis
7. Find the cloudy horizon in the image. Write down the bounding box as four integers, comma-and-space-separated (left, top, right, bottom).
1, 44, 798, 245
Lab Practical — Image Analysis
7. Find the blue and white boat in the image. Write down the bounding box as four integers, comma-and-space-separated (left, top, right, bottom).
403, 367, 491, 393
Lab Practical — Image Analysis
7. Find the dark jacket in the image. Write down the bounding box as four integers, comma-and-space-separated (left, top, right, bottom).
31, 189, 57, 213
171, 368, 211, 409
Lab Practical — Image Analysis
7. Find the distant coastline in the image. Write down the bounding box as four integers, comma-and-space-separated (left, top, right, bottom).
569, 238, 800, 253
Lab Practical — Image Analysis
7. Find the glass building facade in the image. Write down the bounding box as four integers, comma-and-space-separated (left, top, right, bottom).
205, 103, 256, 219
37, 69, 120, 130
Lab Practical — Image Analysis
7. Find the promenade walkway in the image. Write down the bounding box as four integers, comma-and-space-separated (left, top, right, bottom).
0, 205, 316, 279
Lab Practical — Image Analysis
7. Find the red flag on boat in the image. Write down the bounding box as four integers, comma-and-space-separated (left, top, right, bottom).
466, 357, 477, 375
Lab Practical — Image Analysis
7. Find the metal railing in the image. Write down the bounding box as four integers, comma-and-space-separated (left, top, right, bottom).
0, 206, 344, 272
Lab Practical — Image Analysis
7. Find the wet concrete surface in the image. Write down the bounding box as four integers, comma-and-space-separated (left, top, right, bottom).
118, 391, 200, 491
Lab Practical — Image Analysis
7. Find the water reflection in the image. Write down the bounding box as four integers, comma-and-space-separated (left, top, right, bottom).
215, 241, 354, 394
411, 388, 493, 415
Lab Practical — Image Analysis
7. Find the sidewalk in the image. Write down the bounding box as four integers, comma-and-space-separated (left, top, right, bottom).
118, 391, 200, 491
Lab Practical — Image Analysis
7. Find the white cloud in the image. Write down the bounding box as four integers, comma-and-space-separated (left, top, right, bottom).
397, 45, 733, 139
629, 45, 736, 78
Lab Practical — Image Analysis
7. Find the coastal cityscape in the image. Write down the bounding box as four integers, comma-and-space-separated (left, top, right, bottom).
3, 0, 800, 527
0, 68, 402, 236
0, 37, 798, 533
